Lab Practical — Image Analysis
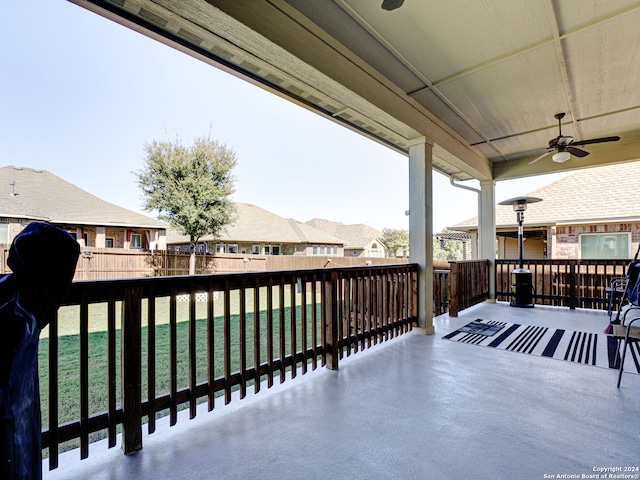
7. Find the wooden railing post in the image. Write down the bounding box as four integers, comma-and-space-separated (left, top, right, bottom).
448, 262, 459, 317
121, 286, 143, 454
568, 261, 578, 310
324, 271, 339, 370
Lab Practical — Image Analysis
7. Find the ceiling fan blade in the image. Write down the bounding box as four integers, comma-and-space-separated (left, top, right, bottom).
571, 136, 620, 147
566, 146, 589, 158
528, 151, 551, 165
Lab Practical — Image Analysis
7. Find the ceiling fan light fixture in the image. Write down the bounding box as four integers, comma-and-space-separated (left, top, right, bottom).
552, 151, 571, 163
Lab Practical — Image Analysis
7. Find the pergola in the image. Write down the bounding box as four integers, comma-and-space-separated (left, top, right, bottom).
69, 0, 640, 332
434, 231, 471, 259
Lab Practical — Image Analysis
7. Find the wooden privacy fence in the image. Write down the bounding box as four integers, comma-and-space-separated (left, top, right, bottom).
1, 242, 456, 315
0, 248, 407, 280
495, 259, 630, 309
41, 263, 418, 471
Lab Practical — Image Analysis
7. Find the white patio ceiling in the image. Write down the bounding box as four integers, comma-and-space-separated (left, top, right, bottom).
71, 0, 640, 182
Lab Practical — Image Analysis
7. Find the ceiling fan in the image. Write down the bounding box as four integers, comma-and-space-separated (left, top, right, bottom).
528, 112, 620, 165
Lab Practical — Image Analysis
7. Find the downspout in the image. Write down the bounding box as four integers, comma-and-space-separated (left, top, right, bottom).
450, 176, 496, 302
449, 176, 481, 233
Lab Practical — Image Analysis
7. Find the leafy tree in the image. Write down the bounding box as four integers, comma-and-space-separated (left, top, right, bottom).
382, 228, 409, 257
136, 135, 238, 274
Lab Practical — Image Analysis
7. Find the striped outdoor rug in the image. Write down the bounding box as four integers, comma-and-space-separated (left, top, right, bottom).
443, 319, 640, 374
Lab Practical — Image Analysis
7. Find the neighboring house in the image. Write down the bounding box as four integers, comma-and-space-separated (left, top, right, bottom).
166, 203, 344, 256
0, 166, 167, 249
450, 162, 640, 260
306, 219, 387, 258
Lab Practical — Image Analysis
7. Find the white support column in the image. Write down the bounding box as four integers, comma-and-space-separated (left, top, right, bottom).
408, 137, 434, 334
157, 230, 167, 250
498, 236, 506, 258
479, 180, 496, 301
76, 227, 83, 248
96, 226, 106, 248
470, 232, 478, 259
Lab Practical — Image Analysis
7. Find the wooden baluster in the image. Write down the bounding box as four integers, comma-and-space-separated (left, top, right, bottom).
121, 286, 142, 454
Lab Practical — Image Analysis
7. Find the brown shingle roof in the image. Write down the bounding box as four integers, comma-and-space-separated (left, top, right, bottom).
0, 166, 167, 228
167, 203, 344, 244
306, 218, 384, 249
451, 162, 640, 230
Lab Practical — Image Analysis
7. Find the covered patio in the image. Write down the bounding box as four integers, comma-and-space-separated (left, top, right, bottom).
44, 301, 640, 480
30, 2, 640, 478
69, 0, 640, 332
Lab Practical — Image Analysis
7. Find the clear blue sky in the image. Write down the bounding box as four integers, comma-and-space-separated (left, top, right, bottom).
1, 0, 567, 232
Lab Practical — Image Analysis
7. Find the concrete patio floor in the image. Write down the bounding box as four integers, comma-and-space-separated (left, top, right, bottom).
44, 301, 640, 480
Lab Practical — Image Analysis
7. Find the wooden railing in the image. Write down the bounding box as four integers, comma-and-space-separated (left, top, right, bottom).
447, 260, 490, 316
433, 269, 450, 316
495, 259, 630, 309
41, 263, 418, 470
433, 258, 628, 317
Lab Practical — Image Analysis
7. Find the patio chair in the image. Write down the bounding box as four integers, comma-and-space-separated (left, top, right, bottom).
605, 242, 640, 332
606, 276, 629, 321
614, 263, 640, 387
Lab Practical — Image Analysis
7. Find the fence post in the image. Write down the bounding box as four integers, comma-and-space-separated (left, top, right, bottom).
121, 286, 143, 454
448, 262, 459, 317
324, 271, 339, 370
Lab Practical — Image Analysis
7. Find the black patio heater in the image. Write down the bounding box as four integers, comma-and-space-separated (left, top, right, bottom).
498, 196, 542, 308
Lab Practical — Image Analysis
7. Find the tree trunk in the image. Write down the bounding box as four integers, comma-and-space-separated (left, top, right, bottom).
189, 237, 197, 275
189, 252, 196, 275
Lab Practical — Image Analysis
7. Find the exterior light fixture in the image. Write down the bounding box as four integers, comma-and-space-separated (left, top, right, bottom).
498, 196, 543, 308
552, 151, 571, 163
382, 0, 404, 10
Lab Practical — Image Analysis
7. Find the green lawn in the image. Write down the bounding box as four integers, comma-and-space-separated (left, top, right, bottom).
39, 291, 322, 453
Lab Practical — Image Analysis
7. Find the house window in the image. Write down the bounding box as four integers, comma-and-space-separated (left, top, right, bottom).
228, 244, 238, 254
319, 245, 325, 255
252, 245, 260, 254
312, 245, 318, 255
130, 233, 142, 249
216, 243, 225, 253
0, 224, 8, 244
580, 233, 630, 259
264, 245, 280, 255
105, 237, 114, 248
